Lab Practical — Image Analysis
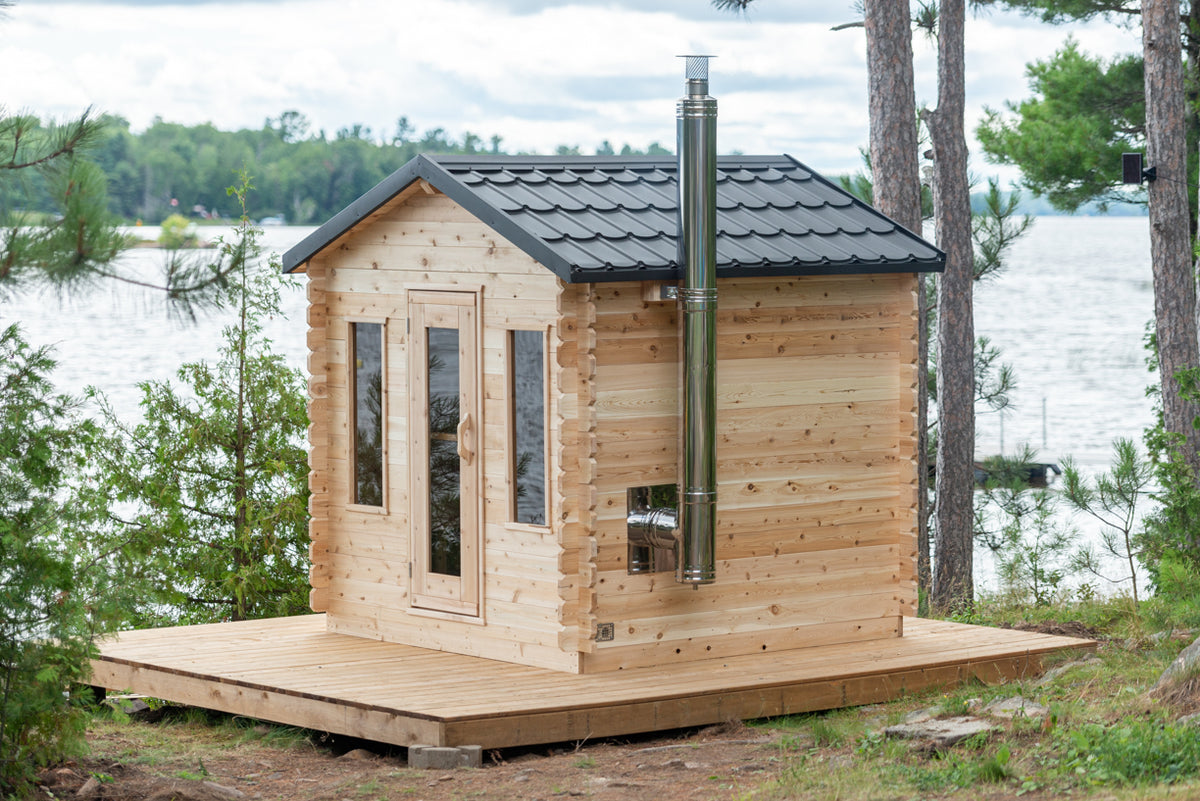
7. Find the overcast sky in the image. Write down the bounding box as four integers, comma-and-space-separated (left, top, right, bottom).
0, 0, 1138, 181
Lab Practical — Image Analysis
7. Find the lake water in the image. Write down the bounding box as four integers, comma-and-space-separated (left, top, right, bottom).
973, 216, 1156, 471
5, 226, 313, 422
972, 216, 1157, 596
6, 217, 1160, 595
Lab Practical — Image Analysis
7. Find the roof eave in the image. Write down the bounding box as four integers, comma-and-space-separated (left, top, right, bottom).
281, 157, 428, 274
572, 258, 944, 284
281, 154, 582, 281
417, 158, 580, 282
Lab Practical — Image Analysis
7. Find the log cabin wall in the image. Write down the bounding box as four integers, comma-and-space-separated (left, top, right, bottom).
291, 154, 940, 675
304, 187, 581, 673
580, 272, 920, 672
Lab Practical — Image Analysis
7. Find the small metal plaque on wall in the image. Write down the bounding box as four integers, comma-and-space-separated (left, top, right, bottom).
595, 622, 615, 642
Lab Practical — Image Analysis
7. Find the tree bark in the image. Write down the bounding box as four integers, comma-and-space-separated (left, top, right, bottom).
1144, 0, 1200, 476
925, 0, 976, 611
1186, 0, 1200, 241
863, 0, 930, 597
865, 0, 922, 235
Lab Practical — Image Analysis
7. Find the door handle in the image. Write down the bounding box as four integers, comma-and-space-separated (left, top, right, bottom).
457, 413, 474, 465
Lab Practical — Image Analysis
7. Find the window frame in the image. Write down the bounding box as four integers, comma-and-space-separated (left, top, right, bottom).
407, 290, 482, 617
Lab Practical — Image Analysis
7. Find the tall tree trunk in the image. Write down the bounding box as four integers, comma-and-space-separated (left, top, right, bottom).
1144, 0, 1200, 476
865, 0, 922, 235
863, 0, 930, 597
925, 0, 975, 611
1185, 0, 1200, 240
233, 253, 250, 622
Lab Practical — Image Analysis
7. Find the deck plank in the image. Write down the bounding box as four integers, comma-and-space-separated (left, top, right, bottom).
92, 614, 1093, 749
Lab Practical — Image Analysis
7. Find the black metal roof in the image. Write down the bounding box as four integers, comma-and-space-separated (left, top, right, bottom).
282, 154, 945, 281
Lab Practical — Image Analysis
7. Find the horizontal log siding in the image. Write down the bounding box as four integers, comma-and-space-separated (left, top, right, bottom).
582, 275, 915, 671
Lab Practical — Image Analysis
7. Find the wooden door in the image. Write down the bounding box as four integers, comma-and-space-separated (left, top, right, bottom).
408, 291, 481, 616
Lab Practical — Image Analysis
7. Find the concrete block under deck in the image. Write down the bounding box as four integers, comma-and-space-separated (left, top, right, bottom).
91, 615, 1093, 749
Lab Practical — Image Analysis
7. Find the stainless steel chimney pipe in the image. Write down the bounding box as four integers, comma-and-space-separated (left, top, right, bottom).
676, 55, 718, 584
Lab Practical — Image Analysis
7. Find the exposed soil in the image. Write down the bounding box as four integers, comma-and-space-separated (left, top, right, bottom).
38, 720, 791, 801
1002, 620, 1104, 641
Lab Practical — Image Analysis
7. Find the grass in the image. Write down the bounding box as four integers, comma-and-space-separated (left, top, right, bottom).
738, 592, 1200, 800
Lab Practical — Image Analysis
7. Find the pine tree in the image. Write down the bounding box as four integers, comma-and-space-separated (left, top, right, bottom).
1141, 0, 1200, 480
923, 0, 977, 612
0, 327, 122, 793
862, 0, 930, 593
96, 182, 311, 624
1, 107, 235, 313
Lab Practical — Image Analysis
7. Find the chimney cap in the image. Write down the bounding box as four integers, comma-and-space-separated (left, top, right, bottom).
677, 55, 715, 81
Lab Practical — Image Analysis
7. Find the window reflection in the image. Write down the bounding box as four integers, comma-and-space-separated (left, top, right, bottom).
427, 326, 461, 576
511, 330, 546, 526
351, 322, 383, 507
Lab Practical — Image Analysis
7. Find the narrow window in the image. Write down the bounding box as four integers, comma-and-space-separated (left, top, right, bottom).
350, 322, 384, 507
510, 329, 547, 526
427, 325, 461, 575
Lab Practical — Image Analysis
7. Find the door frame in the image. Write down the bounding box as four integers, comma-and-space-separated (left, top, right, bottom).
407, 289, 482, 617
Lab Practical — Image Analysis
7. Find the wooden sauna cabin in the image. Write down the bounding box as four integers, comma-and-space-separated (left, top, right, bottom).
281, 151, 945, 675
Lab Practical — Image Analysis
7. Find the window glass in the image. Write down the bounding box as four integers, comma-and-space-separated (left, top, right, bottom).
351, 322, 383, 506
511, 330, 546, 526
427, 326, 461, 575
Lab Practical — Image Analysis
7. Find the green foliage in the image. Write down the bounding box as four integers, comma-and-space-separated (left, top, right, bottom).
0, 111, 130, 299
900, 745, 1013, 793
1141, 367, 1200, 596
0, 325, 130, 794
1055, 719, 1200, 785
972, 336, 1016, 415
807, 715, 846, 748
1143, 551, 1200, 627
1, 111, 239, 315
977, 40, 1145, 211
96, 182, 310, 624
975, 447, 1076, 605
6, 110, 675, 226
973, 0, 1138, 23
1061, 438, 1152, 603
157, 213, 198, 250
971, 178, 1034, 281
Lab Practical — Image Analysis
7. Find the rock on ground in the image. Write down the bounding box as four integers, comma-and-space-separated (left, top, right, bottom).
982, 696, 1049, 719
1153, 633, 1200, 695
884, 716, 998, 747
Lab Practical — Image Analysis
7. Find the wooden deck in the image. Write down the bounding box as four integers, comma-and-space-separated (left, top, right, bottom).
91, 615, 1094, 749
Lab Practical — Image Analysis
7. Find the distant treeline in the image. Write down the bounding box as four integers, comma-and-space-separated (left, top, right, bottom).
9, 110, 1133, 226
970, 190, 1148, 217
4, 111, 670, 225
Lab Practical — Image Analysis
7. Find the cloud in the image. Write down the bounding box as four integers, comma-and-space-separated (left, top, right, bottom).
29, 0, 288, 4
0, 0, 1140, 182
